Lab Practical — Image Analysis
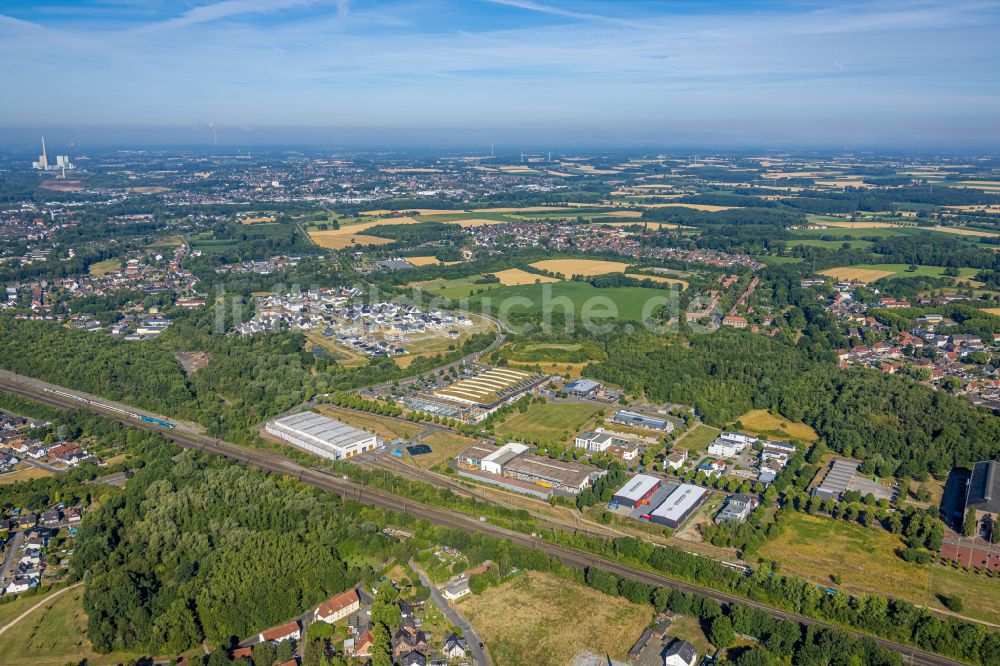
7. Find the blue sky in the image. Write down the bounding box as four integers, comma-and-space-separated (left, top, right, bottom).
2, 0, 999, 148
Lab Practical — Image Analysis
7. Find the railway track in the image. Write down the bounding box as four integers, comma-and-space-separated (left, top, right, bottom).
0, 372, 968, 666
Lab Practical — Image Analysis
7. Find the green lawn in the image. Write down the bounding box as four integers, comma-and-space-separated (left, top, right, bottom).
472, 282, 675, 322
676, 423, 721, 453
497, 401, 607, 442
787, 239, 874, 250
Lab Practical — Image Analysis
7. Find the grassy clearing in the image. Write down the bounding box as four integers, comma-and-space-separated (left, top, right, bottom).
406, 275, 504, 300
460, 571, 652, 666
412, 431, 476, 469
87, 259, 121, 277
665, 614, 713, 656
0, 466, 54, 485
497, 401, 606, 442
675, 423, 721, 453
734, 409, 816, 443
507, 360, 591, 378
820, 264, 979, 283
757, 512, 1000, 625
0, 585, 141, 666
786, 239, 874, 250
315, 405, 423, 441
473, 282, 671, 322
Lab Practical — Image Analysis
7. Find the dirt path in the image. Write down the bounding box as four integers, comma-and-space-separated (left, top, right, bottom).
0, 582, 83, 637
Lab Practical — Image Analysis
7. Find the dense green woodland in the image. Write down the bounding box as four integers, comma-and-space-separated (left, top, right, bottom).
587, 330, 1000, 478
75, 445, 396, 654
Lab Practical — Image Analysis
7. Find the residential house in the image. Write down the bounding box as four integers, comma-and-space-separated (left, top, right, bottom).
314, 588, 360, 624
664, 639, 698, 666
258, 620, 301, 644
443, 633, 467, 660
664, 450, 687, 471
443, 577, 471, 601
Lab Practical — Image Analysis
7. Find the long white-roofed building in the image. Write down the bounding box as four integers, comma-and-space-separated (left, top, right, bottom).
265, 411, 379, 460
644, 483, 707, 528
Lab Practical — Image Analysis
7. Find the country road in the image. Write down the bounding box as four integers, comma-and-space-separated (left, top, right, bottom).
0, 370, 970, 666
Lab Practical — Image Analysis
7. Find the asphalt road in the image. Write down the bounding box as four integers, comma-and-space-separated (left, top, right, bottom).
411, 562, 491, 666
0, 529, 25, 587
0, 371, 968, 666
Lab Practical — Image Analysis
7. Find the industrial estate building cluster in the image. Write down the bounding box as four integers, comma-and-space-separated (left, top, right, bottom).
265, 411, 379, 460
404, 365, 548, 423
456, 442, 606, 498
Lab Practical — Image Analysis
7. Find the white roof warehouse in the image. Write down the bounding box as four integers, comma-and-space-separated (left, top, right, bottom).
265, 411, 379, 461
645, 483, 708, 528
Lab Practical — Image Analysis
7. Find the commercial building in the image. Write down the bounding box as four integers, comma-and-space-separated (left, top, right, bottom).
612, 474, 661, 508
456, 442, 604, 495
644, 483, 707, 528
563, 378, 600, 397
708, 431, 758, 458
609, 410, 674, 432
965, 460, 1000, 525
574, 430, 627, 453
716, 493, 759, 523
812, 459, 859, 501
416, 366, 547, 423
265, 411, 378, 460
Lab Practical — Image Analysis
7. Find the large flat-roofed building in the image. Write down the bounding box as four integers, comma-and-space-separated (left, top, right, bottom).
574, 430, 627, 453
416, 366, 547, 423
609, 410, 674, 432
645, 483, 707, 528
812, 459, 859, 501
965, 460, 1000, 520
612, 474, 661, 508
265, 411, 378, 461
456, 442, 604, 495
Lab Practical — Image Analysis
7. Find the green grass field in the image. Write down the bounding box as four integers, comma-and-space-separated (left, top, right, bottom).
675, 423, 721, 453
497, 401, 606, 442
406, 274, 504, 300
831, 264, 979, 280
786, 239, 875, 250
0, 585, 142, 666
758, 512, 1000, 625
472, 281, 673, 322
87, 259, 121, 276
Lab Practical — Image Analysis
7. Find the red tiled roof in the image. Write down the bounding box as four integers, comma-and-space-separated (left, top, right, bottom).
316, 588, 359, 617
261, 620, 299, 641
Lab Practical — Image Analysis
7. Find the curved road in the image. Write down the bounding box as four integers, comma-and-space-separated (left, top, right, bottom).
0, 371, 968, 666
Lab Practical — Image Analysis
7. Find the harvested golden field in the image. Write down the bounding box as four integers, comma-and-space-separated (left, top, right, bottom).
928, 225, 999, 238
818, 267, 896, 283
128, 186, 171, 194
529, 258, 631, 277
625, 273, 688, 289
981, 308, 1000, 316
492, 268, 559, 286
640, 202, 737, 212
406, 255, 444, 267
475, 206, 576, 213
460, 572, 651, 666
309, 232, 393, 249
823, 221, 909, 229
735, 409, 816, 442
0, 466, 54, 484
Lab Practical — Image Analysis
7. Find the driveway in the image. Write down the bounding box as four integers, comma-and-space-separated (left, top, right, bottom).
410, 562, 491, 666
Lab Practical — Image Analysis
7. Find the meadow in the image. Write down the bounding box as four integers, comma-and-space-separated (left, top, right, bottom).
758, 512, 1000, 625
819, 264, 980, 283
496, 401, 606, 442
734, 409, 816, 442
460, 571, 652, 666
472, 281, 672, 322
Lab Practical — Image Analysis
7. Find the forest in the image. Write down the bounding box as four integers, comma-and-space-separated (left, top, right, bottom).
586, 329, 1000, 478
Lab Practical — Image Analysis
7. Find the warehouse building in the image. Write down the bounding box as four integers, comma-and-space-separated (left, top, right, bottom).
414, 366, 546, 423
609, 410, 674, 432
265, 411, 378, 461
812, 459, 859, 501
612, 474, 662, 508
644, 483, 707, 528
455, 442, 604, 495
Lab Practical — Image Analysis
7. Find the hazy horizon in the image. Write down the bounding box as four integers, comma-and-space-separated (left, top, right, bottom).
2, 0, 1000, 150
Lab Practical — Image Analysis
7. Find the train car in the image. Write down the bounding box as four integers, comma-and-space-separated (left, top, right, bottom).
139, 415, 176, 429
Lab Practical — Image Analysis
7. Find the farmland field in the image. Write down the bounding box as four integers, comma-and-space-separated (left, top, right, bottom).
460, 571, 652, 666
529, 258, 632, 276
491, 268, 559, 286
406, 275, 504, 300
405, 255, 444, 267
735, 409, 816, 442
496, 401, 606, 442
820, 264, 980, 283
758, 512, 1000, 625
472, 282, 672, 322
